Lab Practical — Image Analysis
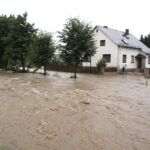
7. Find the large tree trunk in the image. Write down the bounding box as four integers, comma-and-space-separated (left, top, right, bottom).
21, 54, 25, 72
43, 65, 46, 75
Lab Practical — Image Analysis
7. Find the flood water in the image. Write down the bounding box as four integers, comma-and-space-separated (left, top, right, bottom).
0, 71, 150, 150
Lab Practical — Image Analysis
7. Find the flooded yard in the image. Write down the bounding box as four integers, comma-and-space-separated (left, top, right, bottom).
0, 71, 150, 150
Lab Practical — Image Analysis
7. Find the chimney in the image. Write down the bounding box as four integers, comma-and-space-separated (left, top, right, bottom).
103, 26, 108, 28
125, 29, 129, 35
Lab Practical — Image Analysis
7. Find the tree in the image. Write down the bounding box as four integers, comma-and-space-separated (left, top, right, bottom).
29, 32, 55, 75
0, 15, 13, 69
140, 34, 150, 48
5, 13, 36, 72
58, 18, 96, 78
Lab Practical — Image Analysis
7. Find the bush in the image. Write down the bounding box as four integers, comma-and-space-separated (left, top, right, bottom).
96, 58, 107, 72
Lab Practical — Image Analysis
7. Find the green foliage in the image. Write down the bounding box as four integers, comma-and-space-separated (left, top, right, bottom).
0, 15, 13, 68
96, 58, 107, 72
58, 17, 96, 78
140, 34, 150, 48
0, 13, 36, 71
6, 13, 36, 71
29, 32, 55, 75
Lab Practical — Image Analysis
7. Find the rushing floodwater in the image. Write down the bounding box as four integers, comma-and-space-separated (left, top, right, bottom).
0, 71, 150, 150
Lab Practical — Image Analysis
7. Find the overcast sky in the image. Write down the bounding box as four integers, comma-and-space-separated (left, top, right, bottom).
0, 0, 150, 39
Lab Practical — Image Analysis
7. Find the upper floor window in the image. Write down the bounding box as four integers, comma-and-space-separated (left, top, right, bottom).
123, 55, 127, 63
131, 55, 134, 63
148, 56, 150, 64
100, 40, 105, 46
103, 54, 111, 63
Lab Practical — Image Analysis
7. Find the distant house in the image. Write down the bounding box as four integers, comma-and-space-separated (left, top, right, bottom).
83, 26, 150, 72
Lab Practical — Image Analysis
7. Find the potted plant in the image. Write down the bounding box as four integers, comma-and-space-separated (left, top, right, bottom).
96, 58, 107, 74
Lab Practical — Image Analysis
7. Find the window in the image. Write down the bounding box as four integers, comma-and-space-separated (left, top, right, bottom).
103, 54, 111, 63
122, 39, 128, 44
123, 55, 127, 63
100, 40, 105, 46
96, 28, 99, 33
148, 56, 150, 64
131, 55, 134, 63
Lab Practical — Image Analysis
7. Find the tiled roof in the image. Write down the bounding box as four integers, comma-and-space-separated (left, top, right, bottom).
97, 26, 150, 54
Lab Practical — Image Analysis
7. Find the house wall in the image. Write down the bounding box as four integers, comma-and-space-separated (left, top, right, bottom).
82, 28, 150, 70
118, 47, 140, 70
82, 29, 118, 67
145, 55, 150, 68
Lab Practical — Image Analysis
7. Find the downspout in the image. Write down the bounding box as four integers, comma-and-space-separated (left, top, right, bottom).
90, 55, 92, 73
117, 46, 120, 73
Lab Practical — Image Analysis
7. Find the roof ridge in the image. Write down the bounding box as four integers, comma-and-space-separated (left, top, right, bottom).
97, 25, 125, 33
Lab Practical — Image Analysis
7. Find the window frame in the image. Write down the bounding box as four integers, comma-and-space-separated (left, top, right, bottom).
131, 55, 134, 63
100, 40, 106, 46
123, 55, 127, 63
103, 54, 111, 63
148, 56, 150, 64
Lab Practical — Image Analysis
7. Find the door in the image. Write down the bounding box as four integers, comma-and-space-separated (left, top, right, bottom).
138, 58, 142, 69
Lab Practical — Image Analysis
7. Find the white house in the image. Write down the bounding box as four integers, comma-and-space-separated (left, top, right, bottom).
83, 26, 150, 72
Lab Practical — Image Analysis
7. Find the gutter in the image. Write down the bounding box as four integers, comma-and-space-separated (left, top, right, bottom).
118, 45, 141, 50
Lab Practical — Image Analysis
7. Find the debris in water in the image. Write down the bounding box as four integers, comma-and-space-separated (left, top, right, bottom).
45, 133, 57, 140
49, 107, 58, 111
81, 98, 91, 104
23, 92, 30, 97
36, 120, 57, 141
54, 89, 92, 111
9, 87, 15, 92
37, 120, 47, 135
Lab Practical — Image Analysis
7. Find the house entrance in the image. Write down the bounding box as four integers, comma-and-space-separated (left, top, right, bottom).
137, 57, 142, 69
135, 54, 146, 72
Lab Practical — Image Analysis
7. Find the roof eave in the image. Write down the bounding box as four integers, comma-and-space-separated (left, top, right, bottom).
118, 45, 141, 50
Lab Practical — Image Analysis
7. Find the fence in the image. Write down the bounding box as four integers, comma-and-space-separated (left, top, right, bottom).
47, 64, 117, 74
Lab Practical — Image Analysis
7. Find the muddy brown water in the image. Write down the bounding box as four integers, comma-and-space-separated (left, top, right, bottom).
0, 71, 150, 150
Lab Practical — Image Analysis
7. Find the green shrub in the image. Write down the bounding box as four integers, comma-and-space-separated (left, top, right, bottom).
96, 58, 107, 72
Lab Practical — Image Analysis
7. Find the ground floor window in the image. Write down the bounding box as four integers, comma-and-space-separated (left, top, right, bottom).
148, 56, 150, 64
131, 55, 134, 63
123, 55, 127, 63
103, 54, 111, 63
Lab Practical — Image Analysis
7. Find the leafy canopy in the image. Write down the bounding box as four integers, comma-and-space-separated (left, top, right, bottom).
0, 13, 36, 71
29, 32, 55, 75
140, 34, 150, 48
58, 17, 96, 77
